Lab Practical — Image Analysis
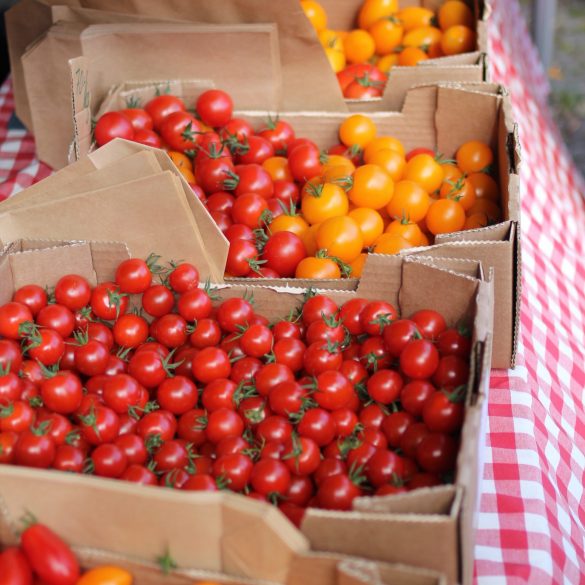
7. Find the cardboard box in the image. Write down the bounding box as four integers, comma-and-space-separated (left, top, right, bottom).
73, 76, 519, 369
6, 0, 487, 168
0, 239, 493, 584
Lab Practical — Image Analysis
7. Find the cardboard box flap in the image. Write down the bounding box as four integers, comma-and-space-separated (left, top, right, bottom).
337, 558, 446, 585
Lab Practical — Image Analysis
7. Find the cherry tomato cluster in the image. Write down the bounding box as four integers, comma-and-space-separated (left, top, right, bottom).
0, 255, 471, 526
302, 0, 478, 98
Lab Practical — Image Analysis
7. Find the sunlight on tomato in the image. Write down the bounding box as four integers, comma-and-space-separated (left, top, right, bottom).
339, 115, 377, 148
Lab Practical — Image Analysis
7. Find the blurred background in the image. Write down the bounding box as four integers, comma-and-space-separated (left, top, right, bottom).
0, 0, 584, 174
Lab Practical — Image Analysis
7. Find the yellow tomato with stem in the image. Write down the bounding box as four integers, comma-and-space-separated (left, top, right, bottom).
385, 219, 424, 246
364, 136, 405, 160
404, 153, 444, 193
441, 25, 476, 55
396, 6, 434, 32
467, 172, 500, 202
302, 222, 321, 256
269, 214, 310, 237
77, 567, 133, 585
373, 233, 413, 254
358, 0, 399, 29
339, 114, 377, 149
349, 253, 367, 277
438, 1, 474, 30
344, 30, 376, 64
386, 180, 430, 223
426, 199, 466, 234
398, 47, 429, 66
301, 0, 327, 31
316, 216, 364, 263
325, 47, 346, 72
301, 181, 349, 225
296, 255, 342, 279
262, 156, 292, 182
319, 29, 344, 51
441, 162, 463, 184
348, 164, 394, 210
321, 154, 356, 182
369, 17, 403, 55
403, 26, 442, 56
456, 141, 494, 174
366, 148, 406, 181
439, 176, 476, 211
377, 53, 400, 72
348, 207, 384, 247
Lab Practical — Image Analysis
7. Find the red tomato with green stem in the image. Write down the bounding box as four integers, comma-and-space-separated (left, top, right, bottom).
196, 89, 233, 127
94, 112, 134, 146
262, 231, 307, 277
145, 94, 186, 130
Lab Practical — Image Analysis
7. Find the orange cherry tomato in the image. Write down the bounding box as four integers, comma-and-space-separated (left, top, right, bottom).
373, 233, 413, 254
467, 172, 500, 202
366, 149, 406, 181
321, 155, 356, 182
439, 1, 474, 31
439, 177, 476, 211
456, 141, 494, 174
302, 222, 321, 256
168, 151, 192, 171
77, 566, 132, 585
396, 6, 434, 32
467, 199, 502, 222
398, 47, 429, 66
385, 219, 424, 246
301, 181, 349, 225
387, 180, 430, 222
301, 0, 327, 31
348, 164, 394, 210
348, 252, 367, 277
269, 214, 310, 237
325, 48, 347, 73
441, 25, 476, 55
319, 29, 344, 52
339, 114, 377, 149
403, 26, 442, 56
316, 216, 364, 263
464, 212, 489, 230
344, 30, 376, 64
369, 17, 403, 55
179, 166, 196, 184
348, 207, 385, 247
296, 255, 341, 279
441, 163, 463, 184
426, 199, 466, 235
404, 153, 444, 193
358, 0, 399, 30
364, 136, 405, 160
377, 53, 400, 72
263, 156, 293, 182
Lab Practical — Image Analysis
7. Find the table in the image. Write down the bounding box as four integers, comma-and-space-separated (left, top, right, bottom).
1, 1, 584, 583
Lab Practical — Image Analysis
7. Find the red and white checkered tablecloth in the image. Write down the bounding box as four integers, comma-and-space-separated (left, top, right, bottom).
1, 0, 585, 582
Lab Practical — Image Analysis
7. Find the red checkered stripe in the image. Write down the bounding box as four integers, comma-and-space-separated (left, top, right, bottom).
0, 79, 51, 200
475, 1, 585, 583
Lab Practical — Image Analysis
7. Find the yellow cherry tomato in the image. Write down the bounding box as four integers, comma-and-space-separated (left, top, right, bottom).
403, 26, 442, 56
398, 46, 430, 66
464, 212, 489, 230
369, 17, 403, 55
456, 141, 494, 174
404, 154, 444, 193
363, 136, 405, 160
168, 151, 192, 171
467, 172, 500, 202
325, 47, 346, 72
377, 53, 400, 72
396, 6, 435, 32
385, 219, 424, 246
366, 148, 406, 181
301, 181, 349, 225
344, 29, 376, 64
262, 156, 292, 182
439, 176, 476, 211
319, 29, 344, 52
439, 1, 474, 31
302, 222, 321, 256
77, 566, 133, 585
269, 214, 310, 237
467, 199, 502, 222
339, 114, 377, 149
426, 199, 466, 235
301, 0, 327, 31
321, 154, 356, 182
441, 162, 463, 184
296, 255, 341, 279
386, 180, 430, 222
441, 25, 476, 55
373, 233, 413, 254
316, 216, 364, 263
348, 207, 384, 247
348, 164, 394, 210
178, 166, 196, 184
348, 253, 367, 277
358, 0, 399, 30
